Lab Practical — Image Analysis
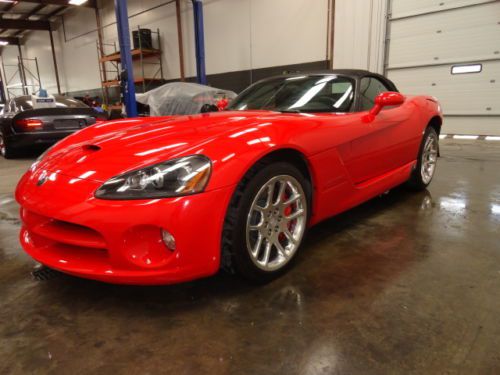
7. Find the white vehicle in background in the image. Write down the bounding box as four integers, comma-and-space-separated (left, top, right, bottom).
136, 82, 236, 116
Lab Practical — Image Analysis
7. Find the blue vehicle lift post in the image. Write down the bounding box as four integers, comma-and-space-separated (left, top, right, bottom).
114, 0, 137, 117
192, 0, 207, 85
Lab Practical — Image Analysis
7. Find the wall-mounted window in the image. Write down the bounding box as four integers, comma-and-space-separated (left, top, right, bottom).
451, 64, 482, 75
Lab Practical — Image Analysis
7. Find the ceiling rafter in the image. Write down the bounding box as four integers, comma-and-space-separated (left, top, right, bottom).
15, 0, 96, 9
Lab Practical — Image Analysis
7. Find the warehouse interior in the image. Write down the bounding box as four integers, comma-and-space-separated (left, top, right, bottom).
1, 0, 500, 373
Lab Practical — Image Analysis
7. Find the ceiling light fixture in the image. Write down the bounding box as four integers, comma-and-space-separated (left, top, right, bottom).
0, 41, 9, 46
69, 0, 88, 5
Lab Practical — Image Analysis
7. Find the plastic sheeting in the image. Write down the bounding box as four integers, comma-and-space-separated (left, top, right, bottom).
136, 82, 236, 116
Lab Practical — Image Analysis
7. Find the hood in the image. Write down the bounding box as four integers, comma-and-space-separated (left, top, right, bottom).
36, 111, 276, 183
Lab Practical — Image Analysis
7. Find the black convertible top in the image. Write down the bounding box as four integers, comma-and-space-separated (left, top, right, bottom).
260, 69, 399, 92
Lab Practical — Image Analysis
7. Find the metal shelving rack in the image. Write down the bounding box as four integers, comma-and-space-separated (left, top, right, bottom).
1, 56, 41, 100
96, 27, 164, 109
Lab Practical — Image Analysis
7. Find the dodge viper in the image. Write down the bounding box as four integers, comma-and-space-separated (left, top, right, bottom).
15, 70, 442, 285
0, 94, 105, 159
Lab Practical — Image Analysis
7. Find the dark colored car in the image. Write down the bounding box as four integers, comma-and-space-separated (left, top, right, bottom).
0, 95, 104, 159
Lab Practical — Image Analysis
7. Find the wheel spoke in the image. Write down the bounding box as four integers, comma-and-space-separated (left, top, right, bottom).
265, 182, 276, 208
284, 228, 296, 245
283, 193, 301, 207
274, 239, 286, 257
285, 208, 304, 221
252, 233, 263, 257
275, 180, 287, 205
262, 240, 272, 265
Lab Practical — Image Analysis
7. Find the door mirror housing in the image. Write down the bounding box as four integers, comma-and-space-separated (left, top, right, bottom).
369, 91, 405, 116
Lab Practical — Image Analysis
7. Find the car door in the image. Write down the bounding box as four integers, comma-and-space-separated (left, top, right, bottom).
343, 76, 414, 185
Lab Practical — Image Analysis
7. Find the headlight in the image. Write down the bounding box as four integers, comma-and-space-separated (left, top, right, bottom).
95, 155, 212, 200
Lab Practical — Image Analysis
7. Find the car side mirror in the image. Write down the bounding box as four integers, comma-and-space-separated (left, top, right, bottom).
369, 91, 405, 116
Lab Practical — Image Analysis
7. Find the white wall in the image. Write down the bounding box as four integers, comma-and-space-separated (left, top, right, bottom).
98, 0, 329, 78
24, 31, 67, 94
1, 37, 65, 99
333, 0, 387, 73
2, 0, 330, 96
56, 6, 101, 93
1, 45, 25, 99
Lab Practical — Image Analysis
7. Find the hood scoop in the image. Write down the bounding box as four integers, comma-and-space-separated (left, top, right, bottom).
82, 144, 101, 152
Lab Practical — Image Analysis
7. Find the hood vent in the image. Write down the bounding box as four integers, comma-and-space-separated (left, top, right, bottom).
82, 144, 101, 152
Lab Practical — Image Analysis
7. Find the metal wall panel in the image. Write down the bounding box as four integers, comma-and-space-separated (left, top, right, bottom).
388, 61, 500, 115
388, 2, 500, 68
391, 0, 494, 18
386, 0, 500, 134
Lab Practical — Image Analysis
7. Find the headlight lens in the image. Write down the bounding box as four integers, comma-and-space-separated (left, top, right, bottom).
95, 155, 212, 200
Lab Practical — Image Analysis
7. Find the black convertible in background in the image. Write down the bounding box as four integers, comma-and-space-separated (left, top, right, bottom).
0, 95, 104, 159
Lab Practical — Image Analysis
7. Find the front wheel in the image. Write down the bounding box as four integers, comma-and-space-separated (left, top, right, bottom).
407, 126, 439, 190
0, 131, 16, 159
221, 162, 310, 282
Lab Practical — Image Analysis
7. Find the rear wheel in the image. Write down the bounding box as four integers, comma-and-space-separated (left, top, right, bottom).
407, 126, 439, 190
221, 162, 310, 282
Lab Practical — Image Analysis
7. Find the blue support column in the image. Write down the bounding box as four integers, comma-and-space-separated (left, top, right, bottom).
192, 0, 207, 85
114, 0, 137, 117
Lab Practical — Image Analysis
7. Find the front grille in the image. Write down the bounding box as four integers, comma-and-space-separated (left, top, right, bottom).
21, 208, 107, 252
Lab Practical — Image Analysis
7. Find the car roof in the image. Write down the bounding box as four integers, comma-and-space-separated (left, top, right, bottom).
257, 69, 398, 92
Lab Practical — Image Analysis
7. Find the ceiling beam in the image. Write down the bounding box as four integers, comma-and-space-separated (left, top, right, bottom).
0, 36, 21, 45
15, 0, 96, 8
40, 4, 66, 18
1, 1, 19, 19
0, 19, 50, 30
0, 3, 46, 35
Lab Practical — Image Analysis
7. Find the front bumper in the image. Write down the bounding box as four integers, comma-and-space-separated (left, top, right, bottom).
15, 168, 234, 285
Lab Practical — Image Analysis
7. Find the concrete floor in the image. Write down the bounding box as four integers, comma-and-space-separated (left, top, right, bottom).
1, 139, 500, 374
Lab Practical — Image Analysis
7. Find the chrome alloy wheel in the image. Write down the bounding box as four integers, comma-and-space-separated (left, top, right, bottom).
421, 133, 438, 184
246, 175, 307, 271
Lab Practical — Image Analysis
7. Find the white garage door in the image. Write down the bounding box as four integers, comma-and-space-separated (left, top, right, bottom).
385, 0, 500, 135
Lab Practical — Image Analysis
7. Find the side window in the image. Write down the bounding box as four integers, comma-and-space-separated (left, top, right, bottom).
14, 97, 32, 112
359, 77, 390, 111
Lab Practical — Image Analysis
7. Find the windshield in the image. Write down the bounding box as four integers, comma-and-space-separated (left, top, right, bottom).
228, 75, 354, 113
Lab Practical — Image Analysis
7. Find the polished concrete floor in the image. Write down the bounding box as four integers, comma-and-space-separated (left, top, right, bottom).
1, 139, 500, 374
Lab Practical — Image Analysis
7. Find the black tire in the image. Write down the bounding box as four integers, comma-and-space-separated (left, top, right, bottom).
221, 161, 311, 283
0, 130, 17, 159
407, 126, 439, 190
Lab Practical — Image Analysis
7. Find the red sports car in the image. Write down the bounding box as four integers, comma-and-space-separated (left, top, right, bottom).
15, 70, 442, 285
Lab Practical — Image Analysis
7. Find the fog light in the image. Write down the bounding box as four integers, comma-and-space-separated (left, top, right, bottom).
161, 229, 176, 251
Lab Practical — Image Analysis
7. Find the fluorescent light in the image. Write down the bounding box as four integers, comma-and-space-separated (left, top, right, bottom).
69, 0, 88, 5
485, 136, 500, 141
439, 134, 447, 139
0, 41, 9, 46
451, 64, 482, 74
453, 135, 478, 140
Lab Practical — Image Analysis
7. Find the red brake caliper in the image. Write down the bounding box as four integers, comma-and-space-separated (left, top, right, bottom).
279, 191, 293, 243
